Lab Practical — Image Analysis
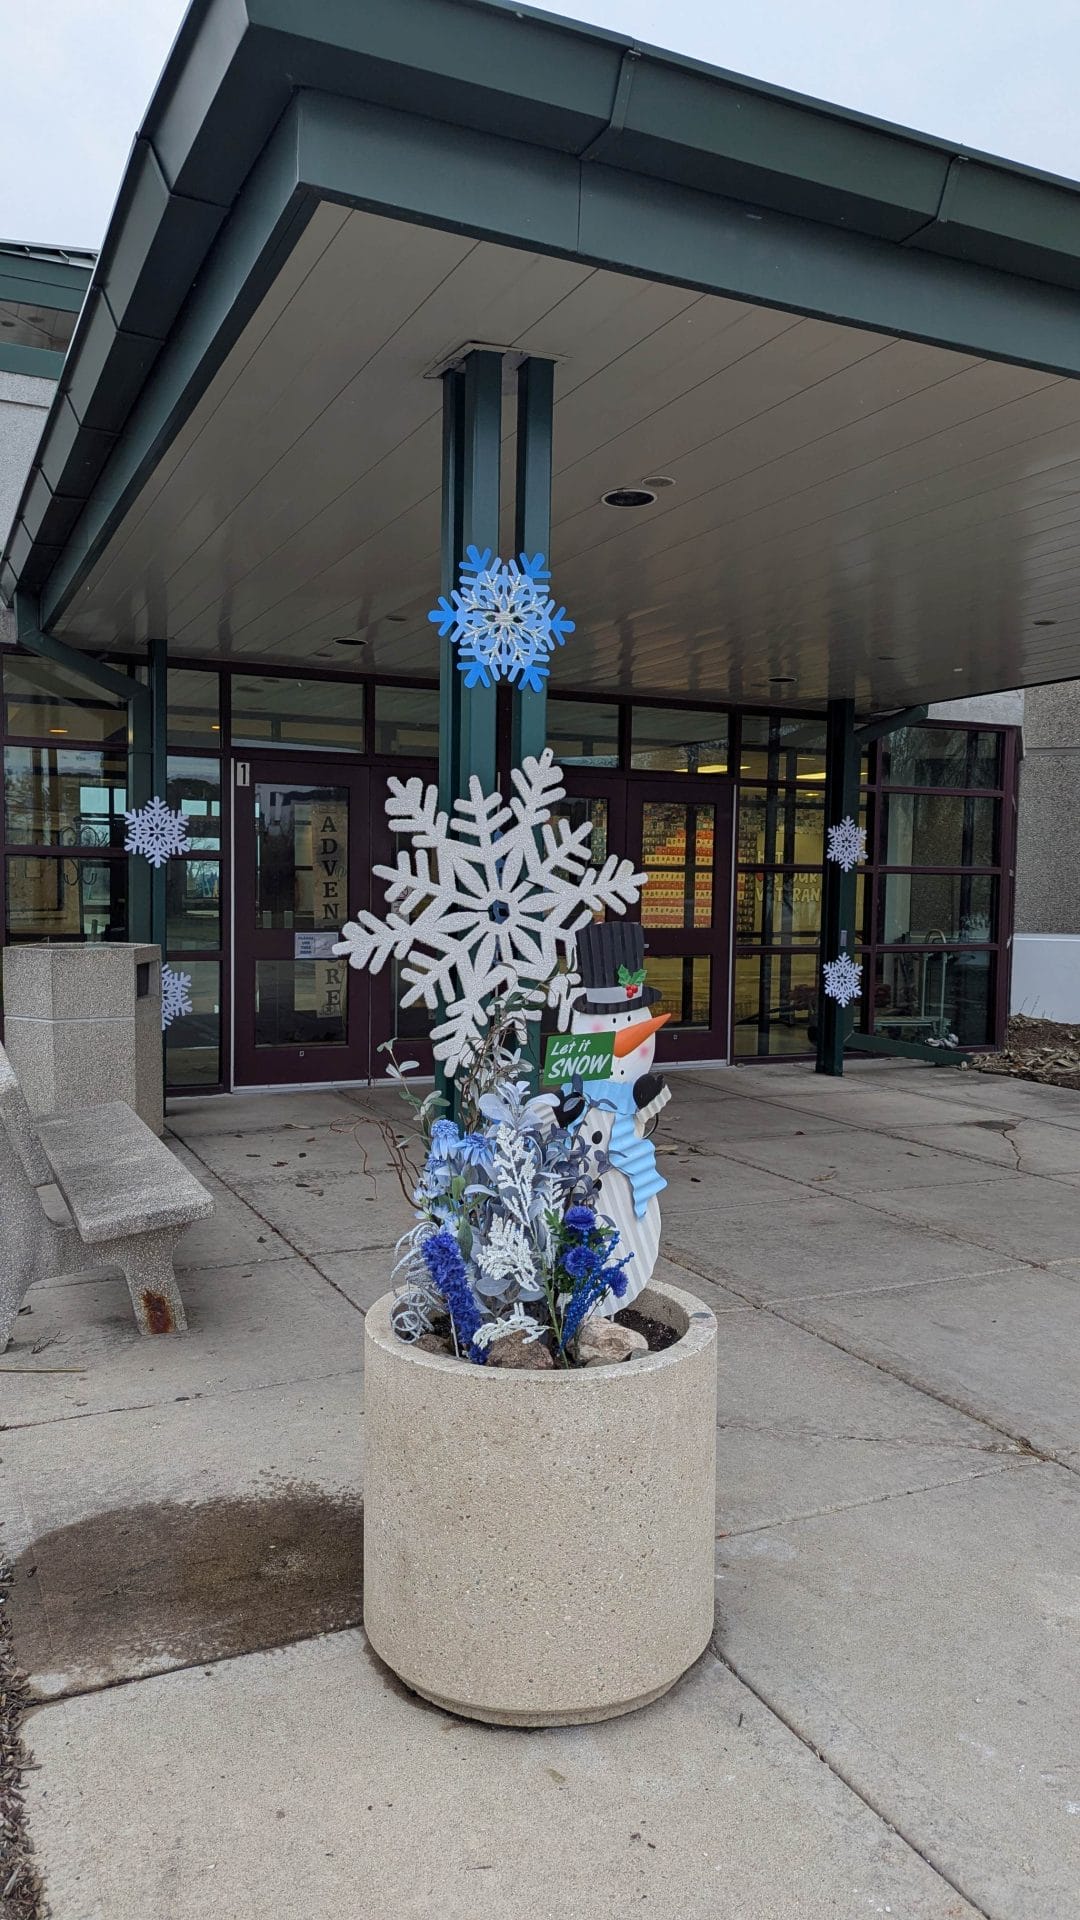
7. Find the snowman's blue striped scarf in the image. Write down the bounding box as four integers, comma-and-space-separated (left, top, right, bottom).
579, 1081, 667, 1220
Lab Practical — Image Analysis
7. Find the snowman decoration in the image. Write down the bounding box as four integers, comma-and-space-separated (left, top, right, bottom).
568, 921, 672, 1309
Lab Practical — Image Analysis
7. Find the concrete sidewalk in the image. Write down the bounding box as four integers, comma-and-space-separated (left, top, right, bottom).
2, 1060, 1078, 1918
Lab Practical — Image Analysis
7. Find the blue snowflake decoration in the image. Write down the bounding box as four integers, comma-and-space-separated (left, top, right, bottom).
428, 546, 574, 692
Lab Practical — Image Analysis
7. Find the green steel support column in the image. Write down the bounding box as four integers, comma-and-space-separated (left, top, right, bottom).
436, 367, 466, 816
437, 351, 501, 809
147, 637, 169, 960
436, 353, 502, 1111
511, 357, 553, 768
511, 357, 555, 1086
127, 679, 153, 946
816, 697, 860, 1076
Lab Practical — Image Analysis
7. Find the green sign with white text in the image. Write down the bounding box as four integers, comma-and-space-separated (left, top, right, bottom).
542, 1030, 615, 1087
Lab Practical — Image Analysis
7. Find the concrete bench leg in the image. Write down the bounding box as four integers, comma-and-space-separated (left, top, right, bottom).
98, 1226, 189, 1336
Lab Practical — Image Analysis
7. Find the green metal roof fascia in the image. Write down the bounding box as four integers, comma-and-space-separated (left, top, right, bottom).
0, 253, 93, 309
0, 343, 66, 380
33, 86, 1080, 632
38, 118, 316, 626
14, 0, 1080, 613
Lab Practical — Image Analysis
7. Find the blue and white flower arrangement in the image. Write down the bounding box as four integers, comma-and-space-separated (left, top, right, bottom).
379, 996, 637, 1367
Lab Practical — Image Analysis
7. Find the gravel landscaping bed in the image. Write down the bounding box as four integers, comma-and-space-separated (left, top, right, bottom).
0, 1561, 44, 1920
975, 1014, 1080, 1091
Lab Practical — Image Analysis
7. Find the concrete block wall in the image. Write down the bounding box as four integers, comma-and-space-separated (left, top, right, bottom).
1011, 682, 1080, 1022
0, 369, 56, 548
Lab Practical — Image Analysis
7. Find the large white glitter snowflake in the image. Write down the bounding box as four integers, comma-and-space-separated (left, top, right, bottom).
124, 795, 190, 868
332, 750, 646, 1076
822, 952, 863, 1008
826, 814, 867, 873
160, 964, 193, 1031
428, 546, 574, 692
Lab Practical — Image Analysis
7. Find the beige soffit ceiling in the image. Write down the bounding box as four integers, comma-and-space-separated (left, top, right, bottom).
56, 202, 1080, 710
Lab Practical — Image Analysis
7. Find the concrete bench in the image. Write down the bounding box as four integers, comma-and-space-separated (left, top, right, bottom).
0, 1042, 213, 1350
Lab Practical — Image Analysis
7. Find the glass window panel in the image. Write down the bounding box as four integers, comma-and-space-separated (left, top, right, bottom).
882, 726, 1002, 789
877, 873, 997, 946
547, 699, 620, 768
167, 669, 221, 749
3, 746, 126, 847
733, 948, 825, 1057
231, 675, 364, 752
882, 792, 998, 869
5, 855, 127, 942
631, 706, 728, 773
255, 959, 348, 1047
167, 756, 221, 851
254, 783, 348, 932
0, 299, 77, 353
547, 797, 609, 893
736, 869, 824, 944
640, 801, 714, 929
165, 960, 221, 1088
874, 949, 993, 1047
166, 859, 221, 950
391, 958, 432, 1041
4, 654, 130, 744
645, 955, 711, 1028
373, 685, 438, 756
739, 715, 867, 786
737, 788, 825, 867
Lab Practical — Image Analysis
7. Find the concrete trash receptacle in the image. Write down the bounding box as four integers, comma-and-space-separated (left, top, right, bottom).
2, 943, 163, 1135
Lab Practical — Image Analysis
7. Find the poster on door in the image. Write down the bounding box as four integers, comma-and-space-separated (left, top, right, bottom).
314, 806, 348, 1025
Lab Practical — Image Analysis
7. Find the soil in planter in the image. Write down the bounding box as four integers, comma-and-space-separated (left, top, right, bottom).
614, 1307, 680, 1353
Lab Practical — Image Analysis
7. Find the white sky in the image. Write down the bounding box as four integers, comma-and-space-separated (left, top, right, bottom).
3, 0, 1080, 250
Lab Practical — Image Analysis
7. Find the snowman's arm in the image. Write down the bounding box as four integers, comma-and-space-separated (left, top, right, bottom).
637, 1083, 672, 1128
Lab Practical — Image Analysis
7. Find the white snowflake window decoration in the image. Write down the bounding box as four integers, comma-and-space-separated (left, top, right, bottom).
332, 749, 646, 1077
428, 545, 574, 692
124, 795, 190, 868
160, 964, 193, 1032
826, 814, 867, 873
822, 952, 863, 1008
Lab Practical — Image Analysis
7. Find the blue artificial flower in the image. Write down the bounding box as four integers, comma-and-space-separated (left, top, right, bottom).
421, 1230, 487, 1364
428, 1118, 462, 1161
564, 1204, 596, 1233
461, 1131, 495, 1167
563, 1242, 599, 1282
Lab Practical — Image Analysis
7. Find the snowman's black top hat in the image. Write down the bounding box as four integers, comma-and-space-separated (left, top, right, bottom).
575, 921, 662, 1014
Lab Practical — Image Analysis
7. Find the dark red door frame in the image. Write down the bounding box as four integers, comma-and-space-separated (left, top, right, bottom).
232, 755, 369, 1087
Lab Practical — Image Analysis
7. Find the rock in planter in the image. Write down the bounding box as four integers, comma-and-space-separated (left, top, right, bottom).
363, 1279, 717, 1726
574, 1313, 648, 1367
485, 1329, 554, 1369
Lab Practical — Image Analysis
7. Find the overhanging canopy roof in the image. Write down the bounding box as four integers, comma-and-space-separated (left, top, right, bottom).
8, 0, 1080, 708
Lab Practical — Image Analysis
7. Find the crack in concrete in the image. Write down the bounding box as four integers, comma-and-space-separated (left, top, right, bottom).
716, 1457, 1037, 1537
663, 1245, 1064, 1472
709, 1645, 998, 1920
172, 1135, 371, 1322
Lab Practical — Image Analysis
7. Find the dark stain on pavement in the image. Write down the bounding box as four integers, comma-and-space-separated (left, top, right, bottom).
11, 1482, 363, 1694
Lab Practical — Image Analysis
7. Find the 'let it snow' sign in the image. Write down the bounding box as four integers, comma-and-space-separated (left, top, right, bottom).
541, 1030, 615, 1087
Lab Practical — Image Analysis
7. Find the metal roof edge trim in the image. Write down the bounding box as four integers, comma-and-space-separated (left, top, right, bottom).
12, 0, 1080, 624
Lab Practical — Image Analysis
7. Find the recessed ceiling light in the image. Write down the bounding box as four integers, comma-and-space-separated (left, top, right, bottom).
385, 613, 408, 625
1033, 618, 1057, 627
641, 474, 676, 490
601, 487, 657, 509
769, 675, 797, 686
335, 633, 367, 648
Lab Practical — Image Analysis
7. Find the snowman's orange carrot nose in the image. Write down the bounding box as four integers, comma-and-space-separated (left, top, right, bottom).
612, 1012, 670, 1057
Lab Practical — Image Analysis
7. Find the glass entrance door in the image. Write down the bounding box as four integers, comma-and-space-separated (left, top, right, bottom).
627, 779, 733, 1063
233, 760, 368, 1086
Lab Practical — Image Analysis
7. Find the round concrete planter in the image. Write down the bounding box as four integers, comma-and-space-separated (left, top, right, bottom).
363, 1279, 717, 1726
